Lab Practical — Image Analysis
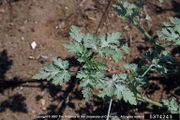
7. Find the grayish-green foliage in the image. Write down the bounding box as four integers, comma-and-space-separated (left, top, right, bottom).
98, 32, 128, 62
33, 25, 141, 105
113, 0, 144, 26
96, 74, 137, 105
113, 0, 153, 41
158, 17, 180, 45
65, 26, 128, 62
111, 116, 121, 120
33, 58, 71, 85
33, 12, 179, 114
162, 97, 180, 114
114, 1, 179, 112
64, 26, 138, 103
69, 26, 84, 43
77, 71, 104, 100
113, 0, 179, 114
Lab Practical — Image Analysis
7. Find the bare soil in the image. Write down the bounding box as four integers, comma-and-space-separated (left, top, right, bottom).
0, 0, 179, 120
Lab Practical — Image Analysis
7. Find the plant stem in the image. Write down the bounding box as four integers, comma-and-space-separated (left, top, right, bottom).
141, 64, 154, 77
106, 99, 113, 120
138, 63, 164, 107
137, 94, 163, 107
138, 25, 152, 41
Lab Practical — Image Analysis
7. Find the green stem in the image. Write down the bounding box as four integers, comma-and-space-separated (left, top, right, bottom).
141, 64, 154, 77
137, 94, 163, 107
138, 25, 152, 41
106, 99, 113, 120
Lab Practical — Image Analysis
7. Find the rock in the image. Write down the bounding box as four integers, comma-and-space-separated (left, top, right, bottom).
21, 36, 25, 40
31, 41, 37, 50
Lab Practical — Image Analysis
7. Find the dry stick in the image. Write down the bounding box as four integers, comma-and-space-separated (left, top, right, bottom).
95, 0, 114, 34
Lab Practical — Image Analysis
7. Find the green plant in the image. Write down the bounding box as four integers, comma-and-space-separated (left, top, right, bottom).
33, 26, 130, 101
113, 0, 179, 114
33, 0, 180, 119
158, 17, 180, 45
114, 0, 152, 41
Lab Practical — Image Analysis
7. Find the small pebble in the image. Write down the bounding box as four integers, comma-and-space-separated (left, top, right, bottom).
21, 36, 25, 40
42, 107, 46, 111
31, 41, 37, 50
40, 99, 46, 106
28, 56, 36, 60
32, 110, 36, 114
65, 6, 68, 10
20, 87, 23, 90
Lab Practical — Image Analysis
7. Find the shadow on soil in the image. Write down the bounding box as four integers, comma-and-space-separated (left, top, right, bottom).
0, 94, 27, 113
0, 50, 13, 81
0, 50, 28, 113
135, 44, 180, 95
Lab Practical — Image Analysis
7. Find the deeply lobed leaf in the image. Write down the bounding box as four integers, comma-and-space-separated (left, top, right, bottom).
67, 26, 128, 62
162, 97, 180, 114
69, 25, 84, 43
158, 17, 180, 45
33, 58, 71, 85
97, 74, 137, 105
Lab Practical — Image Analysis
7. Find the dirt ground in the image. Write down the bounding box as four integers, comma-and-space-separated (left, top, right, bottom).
0, 0, 179, 120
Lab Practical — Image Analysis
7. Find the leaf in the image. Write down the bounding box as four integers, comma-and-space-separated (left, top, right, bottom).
114, 84, 124, 100
97, 32, 127, 62
53, 57, 69, 69
99, 32, 122, 48
158, 17, 180, 45
111, 49, 123, 62
68, 25, 128, 62
96, 74, 137, 105
77, 70, 105, 100
99, 47, 122, 62
33, 70, 50, 80
97, 79, 116, 98
52, 71, 71, 85
113, 74, 127, 81
121, 44, 129, 54
33, 58, 71, 85
69, 25, 84, 42
64, 42, 84, 54
83, 33, 99, 50
124, 64, 137, 72
122, 86, 137, 105
83, 58, 108, 71
111, 116, 121, 120
115, 84, 137, 105
114, 1, 141, 23
82, 87, 93, 100
162, 97, 180, 114
77, 71, 104, 87
106, 81, 116, 97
